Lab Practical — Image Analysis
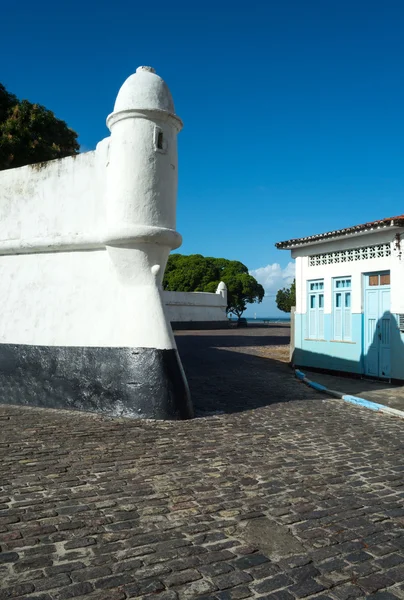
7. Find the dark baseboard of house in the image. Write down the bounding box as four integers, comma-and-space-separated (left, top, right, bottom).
293, 364, 404, 385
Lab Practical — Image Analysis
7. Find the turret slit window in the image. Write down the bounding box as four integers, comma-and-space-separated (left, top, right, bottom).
333, 278, 352, 341
154, 127, 167, 153
307, 280, 324, 340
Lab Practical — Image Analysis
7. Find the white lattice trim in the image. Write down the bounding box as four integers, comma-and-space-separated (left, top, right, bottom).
309, 243, 391, 267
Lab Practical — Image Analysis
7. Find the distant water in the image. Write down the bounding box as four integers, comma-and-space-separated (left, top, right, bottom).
229, 317, 290, 324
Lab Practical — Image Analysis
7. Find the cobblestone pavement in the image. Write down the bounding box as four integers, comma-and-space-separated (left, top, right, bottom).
0, 327, 404, 600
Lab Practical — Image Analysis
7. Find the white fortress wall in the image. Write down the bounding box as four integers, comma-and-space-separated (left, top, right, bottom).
0, 66, 194, 420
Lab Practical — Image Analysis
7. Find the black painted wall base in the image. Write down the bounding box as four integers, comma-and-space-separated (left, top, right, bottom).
171, 321, 230, 331
0, 344, 193, 420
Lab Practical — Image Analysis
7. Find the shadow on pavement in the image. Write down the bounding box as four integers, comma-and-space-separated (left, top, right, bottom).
175, 326, 320, 415
175, 326, 404, 416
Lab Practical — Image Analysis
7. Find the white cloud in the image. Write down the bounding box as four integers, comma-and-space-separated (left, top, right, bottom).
249, 262, 295, 298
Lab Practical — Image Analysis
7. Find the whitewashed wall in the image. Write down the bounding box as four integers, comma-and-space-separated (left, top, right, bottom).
0, 149, 106, 254
164, 290, 227, 323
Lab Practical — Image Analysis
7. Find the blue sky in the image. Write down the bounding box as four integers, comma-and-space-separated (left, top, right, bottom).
2, 0, 404, 316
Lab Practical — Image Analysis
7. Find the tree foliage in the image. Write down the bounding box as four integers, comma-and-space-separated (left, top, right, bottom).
276, 279, 296, 313
163, 254, 265, 319
0, 83, 79, 171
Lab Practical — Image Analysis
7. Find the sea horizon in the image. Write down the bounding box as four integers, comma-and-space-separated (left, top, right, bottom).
230, 316, 291, 323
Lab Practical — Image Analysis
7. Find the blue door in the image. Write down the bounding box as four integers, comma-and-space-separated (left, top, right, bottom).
364, 272, 391, 379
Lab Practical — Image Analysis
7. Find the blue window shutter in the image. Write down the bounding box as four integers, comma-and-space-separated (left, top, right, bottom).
334, 293, 342, 340
318, 294, 324, 339
343, 292, 351, 340
309, 295, 316, 338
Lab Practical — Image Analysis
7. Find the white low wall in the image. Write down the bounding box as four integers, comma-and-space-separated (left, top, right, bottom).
164, 288, 227, 323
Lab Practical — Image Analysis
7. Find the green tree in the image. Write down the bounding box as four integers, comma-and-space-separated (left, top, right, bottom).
0, 83, 79, 171
163, 254, 265, 319
276, 279, 296, 313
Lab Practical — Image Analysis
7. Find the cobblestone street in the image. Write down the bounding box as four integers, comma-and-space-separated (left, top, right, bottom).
1, 327, 404, 600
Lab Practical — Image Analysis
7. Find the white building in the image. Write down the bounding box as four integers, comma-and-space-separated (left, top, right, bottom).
277, 215, 404, 380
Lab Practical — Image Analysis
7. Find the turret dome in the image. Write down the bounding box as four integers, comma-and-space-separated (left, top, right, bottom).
113, 66, 175, 114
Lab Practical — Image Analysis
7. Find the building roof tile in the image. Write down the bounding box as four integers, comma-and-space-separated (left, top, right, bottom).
276, 215, 404, 249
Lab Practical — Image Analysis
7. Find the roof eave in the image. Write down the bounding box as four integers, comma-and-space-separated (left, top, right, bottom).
275, 220, 404, 250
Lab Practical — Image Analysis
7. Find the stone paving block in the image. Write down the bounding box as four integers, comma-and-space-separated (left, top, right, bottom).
215, 586, 253, 599
163, 556, 201, 572
71, 566, 113, 582
111, 558, 142, 573
345, 550, 374, 563
384, 565, 404, 583
201, 550, 236, 564
130, 579, 166, 596
358, 572, 396, 593
288, 578, 326, 598
289, 563, 320, 582
278, 555, 313, 570
81, 591, 127, 600
199, 562, 235, 577
255, 592, 295, 600
135, 563, 173, 579
13, 556, 53, 572
140, 592, 178, 600
370, 543, 400, 557
345, 560, 378, 577
231, 553, 270, 570
318, 558, 348, 573
0, 552, 19, 563
0, 583, 35, 599
366, 593, 402, 600
249, 562, 281, 580
164, 568, 203, 587
64, 537, 96, 550
32, 573, 72, 591
376, 554, 404, 569
253, 574, 294, 594
176, 578, 218, 598
53, 581, 94, 599
94, 573, 135, 589
213, 571, 253, 591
